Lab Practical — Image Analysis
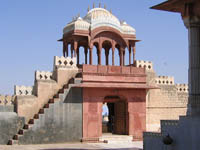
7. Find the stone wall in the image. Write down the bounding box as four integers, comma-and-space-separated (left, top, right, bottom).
0, 95, 25, 144
0, 113, 25, 144
0, 56, 80, 144
143, 61, 188, 132
17, 87, 83, 144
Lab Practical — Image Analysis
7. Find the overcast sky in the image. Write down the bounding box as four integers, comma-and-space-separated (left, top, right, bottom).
0, 0, 188, 95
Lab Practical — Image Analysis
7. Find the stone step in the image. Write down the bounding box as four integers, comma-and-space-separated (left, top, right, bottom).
58, 89, 64, 94
75, 72, 82, 78
100, 135, 133, 143
39, 108, 44, 114
44, 103, 49, 108
68, 78, 74, 84
34, 114, 39, 119
53, 94, 59, 98
28, 119, 34, 124
8, 139, 18, 145
63, 84, 69, 89
23, 124, 29, 130
13, 134, 23, 140
18, 129, 24, 135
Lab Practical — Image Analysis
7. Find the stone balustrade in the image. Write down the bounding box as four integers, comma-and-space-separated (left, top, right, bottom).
54, 56, 76, 69
82, 64, 145, 75
135, 60, 153, 71
0, 95, 15, 105
14, 85, 33, 96
35, 71, 53, 80
155, 76, 174, 85
176, 84, 188, 93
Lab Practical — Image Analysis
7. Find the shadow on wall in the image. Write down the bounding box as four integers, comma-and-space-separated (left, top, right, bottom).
63, 87, 83, 104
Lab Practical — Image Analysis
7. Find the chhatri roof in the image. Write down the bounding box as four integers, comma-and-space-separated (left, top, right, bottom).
63, 7, 136, 35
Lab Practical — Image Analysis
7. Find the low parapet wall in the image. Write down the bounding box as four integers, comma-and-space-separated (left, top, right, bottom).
135, 60, 153, 71
176, 84, 188, 92
82, 64, 145, 75
155, 76, 174, 85
0, 95, 15, 112
82, 64, 146, 84
0, 95, 15, 105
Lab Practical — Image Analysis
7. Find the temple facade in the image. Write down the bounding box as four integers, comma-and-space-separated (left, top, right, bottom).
0, 5, 188, 145
60, 7, 149, 141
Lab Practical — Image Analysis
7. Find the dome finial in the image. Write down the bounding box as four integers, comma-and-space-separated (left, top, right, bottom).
104, 4, 106, 9
110, 8, 112, 14
87, 5, 90, 12
99, 2, 101, 8
93, 2, 95, 8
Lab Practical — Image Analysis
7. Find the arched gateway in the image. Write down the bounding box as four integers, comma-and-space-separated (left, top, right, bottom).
59, 6, 152, 142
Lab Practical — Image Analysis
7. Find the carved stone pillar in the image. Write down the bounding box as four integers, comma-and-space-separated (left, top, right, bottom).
184, 16, 200, 115
71, 44, 74, 58
98, 45, 102, 65
120, 48, 123, 66
77, 47, 80, 65
74, 40, 78, 58
84, 46, 88, 64
105, 48, 109, 65
63, 42, 66, 57
133, 45, 136, 65
112, 45, 115, 66
89, 47, 93, 65
123, 50, 125, 66
66, 43, 68, 57
129, 46, 132, 65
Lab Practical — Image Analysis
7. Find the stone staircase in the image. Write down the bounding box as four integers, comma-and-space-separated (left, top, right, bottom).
8, 77, 82, 145
100, 134, 133, 143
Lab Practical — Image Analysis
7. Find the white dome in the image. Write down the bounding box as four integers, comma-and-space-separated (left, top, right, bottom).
84, 8, 121, 31
63, 8, 136, 35
63, 17, 90, 34
121, 22, 136, 35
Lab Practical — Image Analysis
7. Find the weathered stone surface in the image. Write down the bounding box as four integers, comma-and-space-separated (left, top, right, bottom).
0, 112, 25, 144
146, 71, 188, 132
18, 87, 83, 144
0, 105, 14, 112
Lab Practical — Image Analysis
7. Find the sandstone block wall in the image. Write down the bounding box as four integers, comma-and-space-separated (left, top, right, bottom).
143, 61, 188, 132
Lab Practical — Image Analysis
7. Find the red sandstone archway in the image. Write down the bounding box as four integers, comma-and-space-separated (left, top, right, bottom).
103, 96, 128, 135
82, 87, 146, 142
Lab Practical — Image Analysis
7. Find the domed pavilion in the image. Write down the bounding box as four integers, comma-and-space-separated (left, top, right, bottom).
58, 5, 152, 142
60, 6, 138, 66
